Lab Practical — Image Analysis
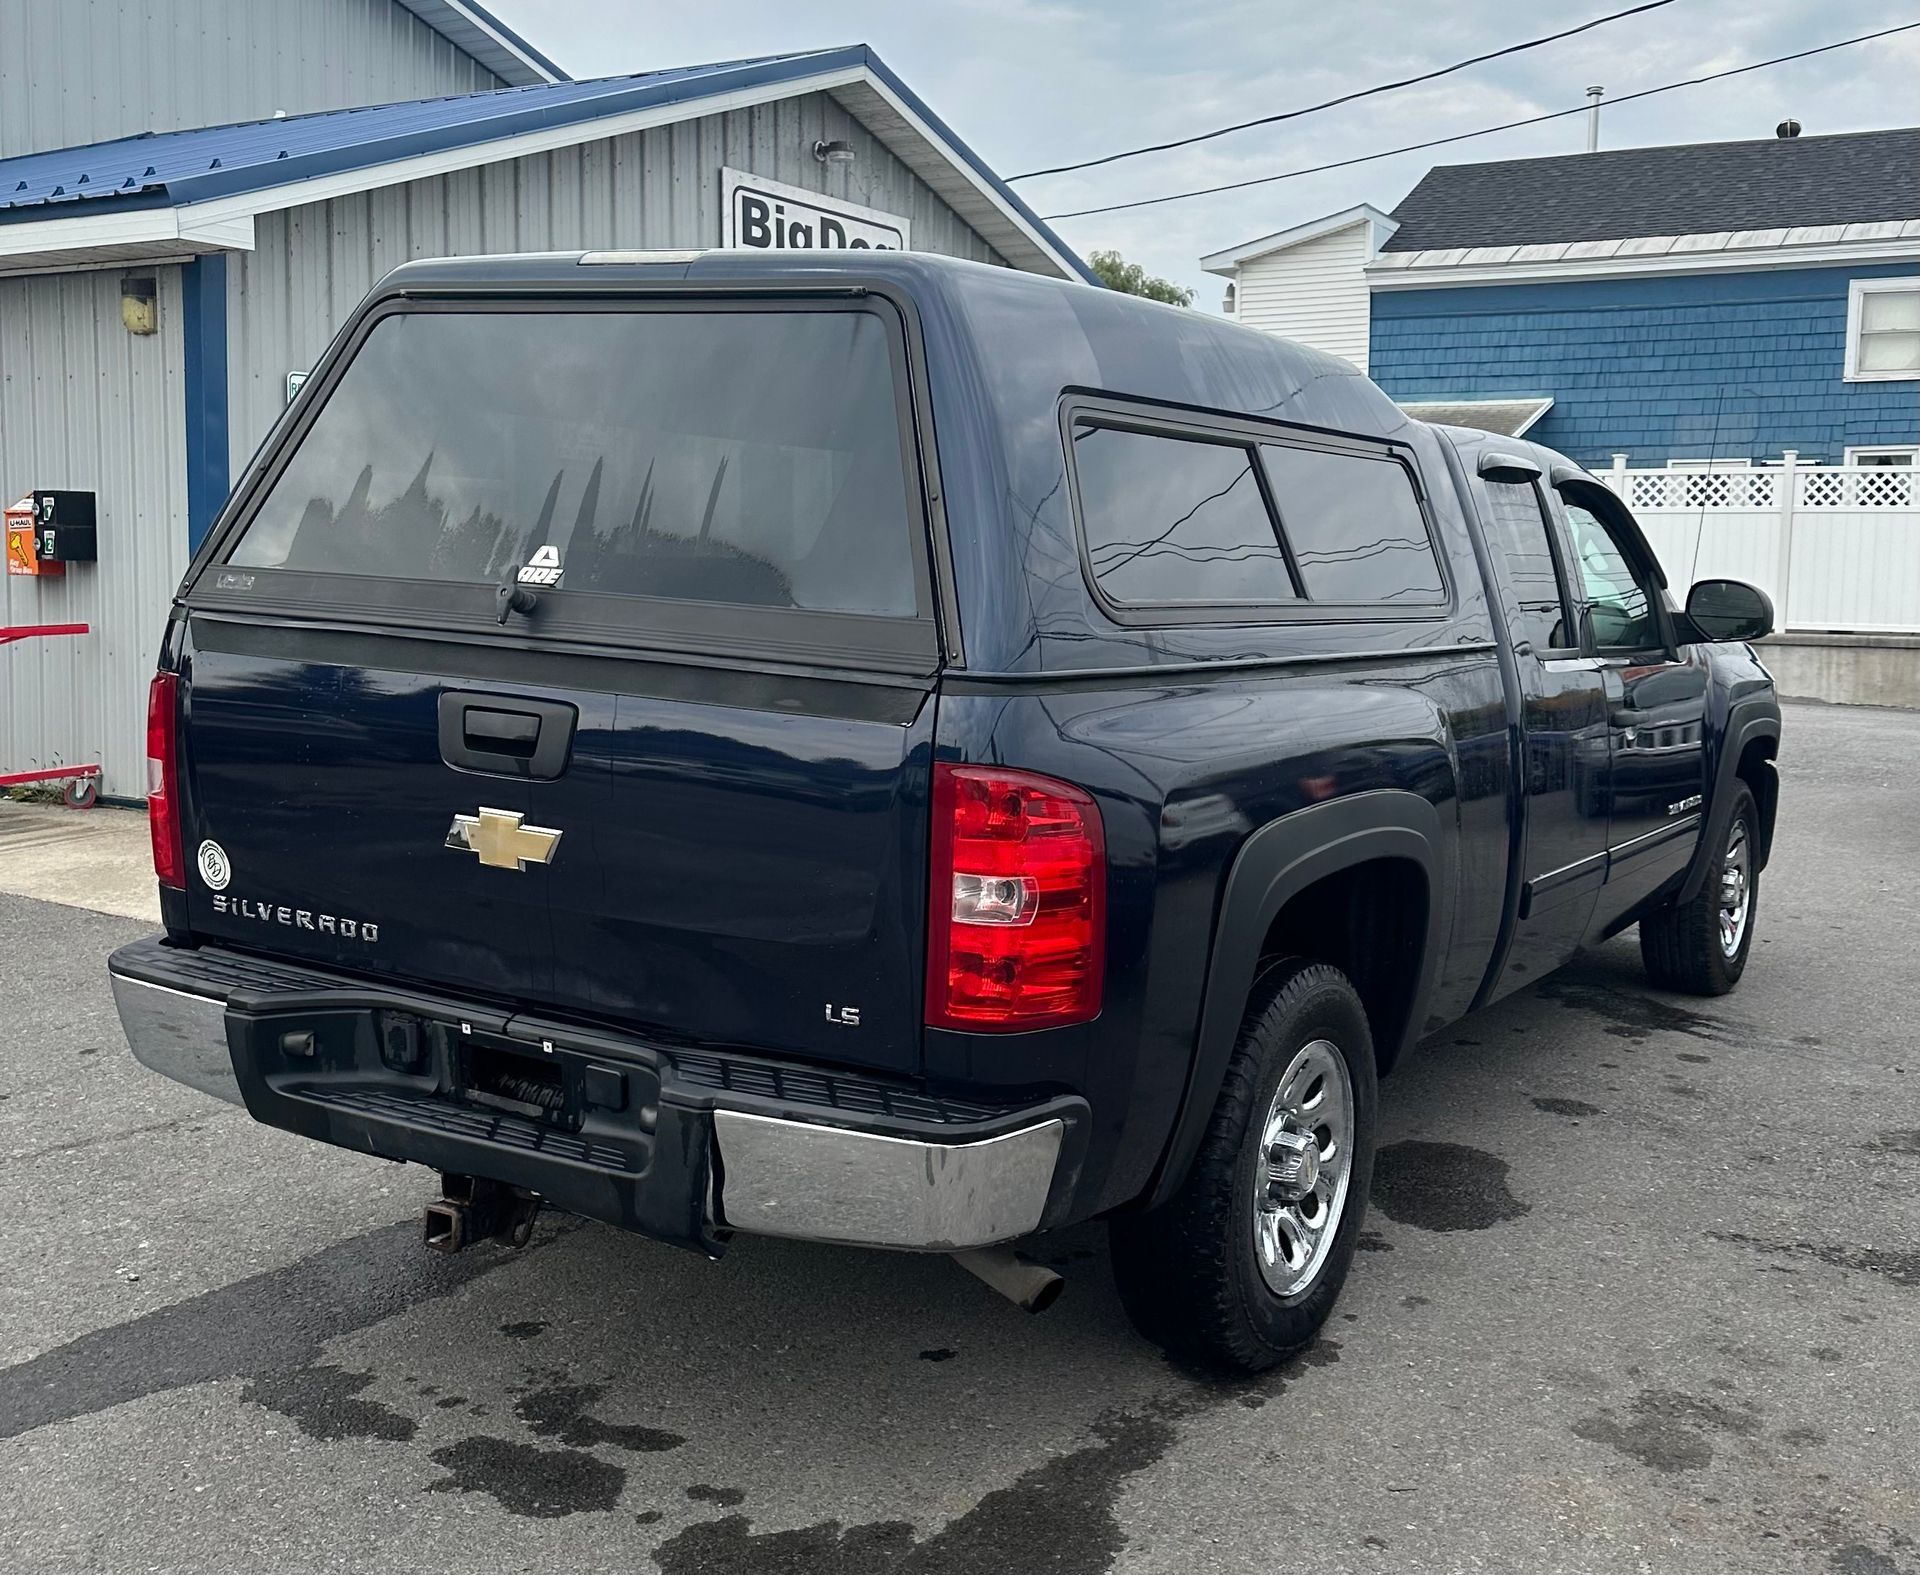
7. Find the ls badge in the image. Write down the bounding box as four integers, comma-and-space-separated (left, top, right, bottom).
445, 807, 564, 872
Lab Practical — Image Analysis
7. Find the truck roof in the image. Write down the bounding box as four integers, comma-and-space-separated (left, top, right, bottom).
366, 250, 1414, 449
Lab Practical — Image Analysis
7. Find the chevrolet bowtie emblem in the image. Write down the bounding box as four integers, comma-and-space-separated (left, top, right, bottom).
445, 807, 563, 871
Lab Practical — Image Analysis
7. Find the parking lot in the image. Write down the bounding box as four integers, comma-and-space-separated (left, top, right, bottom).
0, 698, 1914, 1574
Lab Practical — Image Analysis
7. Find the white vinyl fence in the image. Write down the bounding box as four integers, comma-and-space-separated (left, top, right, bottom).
1603, 455, 1920, 634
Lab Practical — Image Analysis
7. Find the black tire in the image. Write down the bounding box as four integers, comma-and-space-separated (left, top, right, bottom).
1640, 783, 1758, 996
1109, 959, 1378, 1376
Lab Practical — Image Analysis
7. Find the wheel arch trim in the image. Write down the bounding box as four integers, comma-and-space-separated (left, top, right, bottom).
1676, 704, 1779, 907
1144, 789, 1446, 1209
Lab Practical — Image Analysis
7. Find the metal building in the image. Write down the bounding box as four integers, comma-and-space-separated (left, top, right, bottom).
0, 6, 1092, 799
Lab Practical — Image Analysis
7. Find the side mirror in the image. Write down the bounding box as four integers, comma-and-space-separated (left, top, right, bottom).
1684, 578, 1774, 643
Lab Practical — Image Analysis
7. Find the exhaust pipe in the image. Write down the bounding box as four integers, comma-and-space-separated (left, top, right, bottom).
952, 1247, 1065, 1313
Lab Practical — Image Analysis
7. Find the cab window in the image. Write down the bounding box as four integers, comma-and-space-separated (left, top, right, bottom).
1562, 498, 1663, 651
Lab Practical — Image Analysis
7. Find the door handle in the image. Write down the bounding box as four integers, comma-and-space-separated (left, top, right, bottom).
438, 692, 576, 780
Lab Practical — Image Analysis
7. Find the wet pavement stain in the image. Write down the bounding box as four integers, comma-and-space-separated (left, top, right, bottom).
1537, 978, 1737, 1044
1830, 1547, 1906, 1575
651, 1407, 1177, 1575
513, 1383, 685, 1453
687, 1484, 746, 1507
1571, 1388, 1762, 1473
918, 1349, 958, 1363
0, 1218, 563, 1441
1677, 1052, 1713, 1065
1370, 1141, 1530, 1232
1532, 1096, 1602, 1118
499, 1320, 548, 1340
242, 1364, 417, 1443
1712, 1232, 1920, 1289
426, 1435, 626, 1519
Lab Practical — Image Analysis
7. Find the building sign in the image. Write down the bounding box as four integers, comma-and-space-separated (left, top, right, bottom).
286, 370, 309, 405
721, 168, 910, 254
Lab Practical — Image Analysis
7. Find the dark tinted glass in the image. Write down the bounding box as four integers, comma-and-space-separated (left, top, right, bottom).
1562, 500, 1661, 649
231, 309, 920, 618
1480, 480, 1573, 650
1258, 445, 1444, 604
1074, 425, 1296, 604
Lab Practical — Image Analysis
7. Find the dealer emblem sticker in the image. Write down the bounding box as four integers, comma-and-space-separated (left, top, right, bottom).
197, 840, 232, 891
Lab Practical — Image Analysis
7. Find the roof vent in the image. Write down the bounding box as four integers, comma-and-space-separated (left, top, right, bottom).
1776, 119, 1802, 139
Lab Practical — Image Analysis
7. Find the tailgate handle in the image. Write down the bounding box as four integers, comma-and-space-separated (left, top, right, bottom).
465, 708, 540, 754
438, 692, 575, 780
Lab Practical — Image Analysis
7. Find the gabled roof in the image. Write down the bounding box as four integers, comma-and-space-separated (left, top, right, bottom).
1200, 204, 1397, 276
1397, 398, 1553, 438
392, 0, 569, 86
0, 47, 1093, 283
1384, 126, 1920, 252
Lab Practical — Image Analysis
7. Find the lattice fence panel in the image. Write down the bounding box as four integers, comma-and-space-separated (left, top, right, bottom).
1798, 469, 1916, 509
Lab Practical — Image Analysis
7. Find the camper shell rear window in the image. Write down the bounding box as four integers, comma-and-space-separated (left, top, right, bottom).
204, 298, 936, 668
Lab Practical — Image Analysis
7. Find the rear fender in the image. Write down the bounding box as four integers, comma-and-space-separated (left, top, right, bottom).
1145, 789, 1445, 1208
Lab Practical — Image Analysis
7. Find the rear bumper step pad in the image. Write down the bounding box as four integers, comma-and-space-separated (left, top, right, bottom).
107, 938, 1082, 1253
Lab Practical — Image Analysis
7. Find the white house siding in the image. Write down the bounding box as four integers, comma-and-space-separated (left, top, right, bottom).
225, 89, 1008, 471
1231, 221, 1373, 371
0, 266, 189, 799
0, 0, 502, 158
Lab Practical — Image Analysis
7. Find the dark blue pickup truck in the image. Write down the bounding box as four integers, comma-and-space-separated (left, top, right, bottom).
108, 251, 1780, 1373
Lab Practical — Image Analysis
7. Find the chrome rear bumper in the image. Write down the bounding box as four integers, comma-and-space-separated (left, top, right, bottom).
108, 962, 1064, 1252
109, 971, 244, 1106
711, 1109, 1062, 1250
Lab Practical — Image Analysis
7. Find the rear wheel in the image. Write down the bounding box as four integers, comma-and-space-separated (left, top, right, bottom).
1109, 959, 1378, 1375
1640, 783, 1758, 995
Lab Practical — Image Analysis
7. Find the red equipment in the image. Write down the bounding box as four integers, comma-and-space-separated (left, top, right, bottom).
0, 623, 103, 807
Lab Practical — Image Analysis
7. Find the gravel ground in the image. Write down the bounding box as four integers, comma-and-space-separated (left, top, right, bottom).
0, 699, 1914, 1575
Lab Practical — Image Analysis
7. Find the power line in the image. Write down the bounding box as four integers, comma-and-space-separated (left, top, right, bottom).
1008, 0, 1680, 182
1040, 20, 1920, 221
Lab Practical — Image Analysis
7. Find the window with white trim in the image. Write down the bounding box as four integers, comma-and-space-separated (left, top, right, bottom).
1843, 446, 1918, 468
1845, 278, 1920, 382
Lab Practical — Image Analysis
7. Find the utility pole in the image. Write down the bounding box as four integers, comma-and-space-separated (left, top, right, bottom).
1586, 86, 1604, 152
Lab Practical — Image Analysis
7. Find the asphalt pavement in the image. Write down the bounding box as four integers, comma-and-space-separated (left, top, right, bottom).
1, 699, 1914, 1574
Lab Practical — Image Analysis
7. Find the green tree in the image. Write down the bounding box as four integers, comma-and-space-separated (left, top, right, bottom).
1088, 249, 1193, 306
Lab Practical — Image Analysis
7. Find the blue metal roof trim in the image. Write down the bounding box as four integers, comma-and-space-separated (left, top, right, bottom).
855, 51, 1099, 286
0, 53, 825, 215
0, 44, 1095, 284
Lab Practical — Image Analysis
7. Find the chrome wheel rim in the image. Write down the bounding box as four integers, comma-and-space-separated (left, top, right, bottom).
1718, 821, 1752, 959
1252, 1039, 1355, 1300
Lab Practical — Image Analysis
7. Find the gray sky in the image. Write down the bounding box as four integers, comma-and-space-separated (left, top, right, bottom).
487, 0, 1920, 307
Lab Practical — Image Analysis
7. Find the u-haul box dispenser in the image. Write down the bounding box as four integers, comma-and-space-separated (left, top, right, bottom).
5, 490, 96, 576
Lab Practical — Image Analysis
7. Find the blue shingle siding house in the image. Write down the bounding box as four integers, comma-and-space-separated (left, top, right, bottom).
1205, 126, 1920, 468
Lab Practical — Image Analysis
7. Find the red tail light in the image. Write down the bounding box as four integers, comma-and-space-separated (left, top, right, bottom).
146, 671, 184, 890
926, 764, 1106, 1031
